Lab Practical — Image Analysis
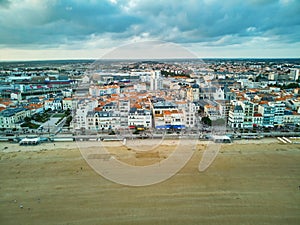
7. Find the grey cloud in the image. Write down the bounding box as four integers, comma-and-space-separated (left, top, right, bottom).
0, 0, 10, 8
0, 0, 299, 49
0, 0, 142, 47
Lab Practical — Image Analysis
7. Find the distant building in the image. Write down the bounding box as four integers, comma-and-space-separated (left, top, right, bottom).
258, 104, 275, 127
133, 83, 147, 92
177, 101, 197, 128
102, 102, 118, 112
269, 101, 285, 126
0, 107, 30, 129
253, 113, 263, 127
283, 110, 300, 126
228, 105, 244, 129
10, 92, 22, 101
241, 101, 255, 128
286, 99, 300, 111
62, 89, 73, 98
289, 69, 299, 81
160, 110, 185, 130
73, 98, 98, 130
213, 87, 225, 100
204, 104, 222, 121
150, 70, 162, 91
187, 83, 199, 102
82, 75, 90, 83
86, 111, 120, 131
152, 101, 184, 129
44, 97, 62, 111
62, 98, 73, 110
199, 86, 224, 100
119, 99, 130, 128
128, 108, 152, 129
89, 85, 120, 97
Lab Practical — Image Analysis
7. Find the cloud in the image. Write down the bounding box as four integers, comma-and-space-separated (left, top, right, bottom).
102, 40, 197, 59
0, 0, 299, 59
122, 0, 300, 44
0, 0, 142, 47
0, 0, 10, 8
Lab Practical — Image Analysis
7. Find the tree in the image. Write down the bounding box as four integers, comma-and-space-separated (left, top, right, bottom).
255, 75, 261, 82
202, 117, 212, 126
24, 117, 31, 123
64, 108, 71, 116
109, 130, 116, 135
212, 118, 226, 126
285, 83, 299, 89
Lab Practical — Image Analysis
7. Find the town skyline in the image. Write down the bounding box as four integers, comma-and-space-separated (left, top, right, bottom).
1, 58, 299, 135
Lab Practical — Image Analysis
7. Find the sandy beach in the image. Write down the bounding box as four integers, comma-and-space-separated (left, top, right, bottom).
0, 138, 299, 225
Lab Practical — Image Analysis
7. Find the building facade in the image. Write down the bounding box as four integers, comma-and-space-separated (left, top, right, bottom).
0, 108, 31, 129
228, 105, 244, 129
128, 108, 152, 128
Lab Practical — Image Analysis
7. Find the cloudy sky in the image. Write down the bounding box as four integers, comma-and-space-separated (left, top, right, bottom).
0, 0, 299, 60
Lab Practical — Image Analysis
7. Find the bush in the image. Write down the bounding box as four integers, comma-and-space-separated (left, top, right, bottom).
202, 117, 212, 126
64, 116, 72, 127
24, 117, 31, 122
33, 112, 50, 123
133, 130, 140, 134
64, 109, 71, 116
55, 116, 65, 125
21, 122, 39, 129
109, 130, 116, 135
53, 113, 64, 118
212, 118, 226, 126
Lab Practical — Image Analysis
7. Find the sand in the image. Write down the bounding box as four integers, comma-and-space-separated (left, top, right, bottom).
0, 139, 300, 225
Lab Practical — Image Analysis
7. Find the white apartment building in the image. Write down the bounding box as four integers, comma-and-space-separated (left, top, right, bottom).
286, 99, 300, 111
228, 105, 244, 129
86, 111, 120, 131
160, 110, 185, 130
283, 111, 300, 126
177, 101, 197, 128
150, 70, 163, 91
241, 101, 255, 128
215, 100, 230, 120
258, 104, 275, 127
44, 98, 63, 111
62, 98, 73, 110
89, 85, 120, 97
187, 83, 200, 102
102, 102, 118, 112
269, 101, 285, 126
119, 99, 130, 128
73, 98, 98, 130
289, 68, 299, 81
0, 107, 31, 129
152, 101, 185, 129
62, 89, 73, 98
204, 104, 222, 121
133, 83, 147, 92
128, 108, 152, 128
253, 113, 263, 127
10, 92, 22, 101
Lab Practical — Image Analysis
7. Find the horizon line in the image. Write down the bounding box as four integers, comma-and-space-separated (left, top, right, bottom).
1, 57, 300, 63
